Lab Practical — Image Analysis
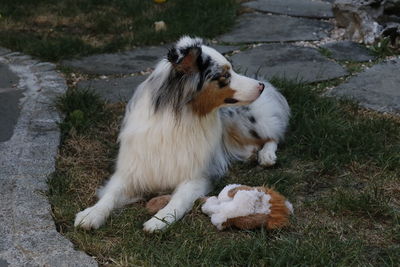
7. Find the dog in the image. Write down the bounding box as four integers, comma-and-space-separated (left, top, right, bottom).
74, 36, 290, 232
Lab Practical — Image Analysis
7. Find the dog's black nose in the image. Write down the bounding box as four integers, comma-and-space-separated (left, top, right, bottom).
258, 82, 265, 93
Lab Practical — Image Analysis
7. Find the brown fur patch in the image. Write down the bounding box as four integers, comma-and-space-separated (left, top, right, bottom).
227, 185, 255, 198
175, 49, 200, 74
146, 195, 171, 215
191, 82, 236, 116
225, 213, 269, 230
263, 188, 291, 229
226, 186, 291, 230
226, 126, 272, 148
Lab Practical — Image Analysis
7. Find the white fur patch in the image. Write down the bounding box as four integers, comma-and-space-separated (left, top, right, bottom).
202, 184, 272, 230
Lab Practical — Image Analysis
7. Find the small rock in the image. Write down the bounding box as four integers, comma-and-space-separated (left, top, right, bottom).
154, 21, 167, 32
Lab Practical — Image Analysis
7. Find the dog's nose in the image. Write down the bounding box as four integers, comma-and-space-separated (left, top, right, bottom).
258, 82, 265, 93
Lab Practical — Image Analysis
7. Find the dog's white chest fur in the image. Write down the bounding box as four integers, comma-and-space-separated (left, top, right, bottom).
117, 90, 222, 193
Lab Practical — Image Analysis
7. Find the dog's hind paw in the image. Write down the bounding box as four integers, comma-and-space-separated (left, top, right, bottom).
258, 148, 277, 166
74, 206, 106, 230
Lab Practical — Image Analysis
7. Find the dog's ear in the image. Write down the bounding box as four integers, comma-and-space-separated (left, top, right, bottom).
168, 36, 204, 73
168, 46, 202, 74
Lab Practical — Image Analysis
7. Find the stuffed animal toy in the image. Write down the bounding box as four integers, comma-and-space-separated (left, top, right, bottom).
145, 184, 293, 230
201, 184, 293, 230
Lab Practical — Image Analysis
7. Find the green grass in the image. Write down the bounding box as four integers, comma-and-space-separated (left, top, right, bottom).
369, 37, 396, 58
49, 77, 400, 266
318, 47, 333, 58
0, 0, 238, 61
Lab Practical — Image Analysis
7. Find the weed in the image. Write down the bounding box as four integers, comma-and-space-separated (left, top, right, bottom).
318, 47, 333, 58
369, 37, 395, 58
56, 88, 107, 137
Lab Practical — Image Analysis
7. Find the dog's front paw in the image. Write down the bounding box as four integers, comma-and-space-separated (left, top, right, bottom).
74, 206, 106, 230
258, 149, 277, 166
143, 217, 169, 233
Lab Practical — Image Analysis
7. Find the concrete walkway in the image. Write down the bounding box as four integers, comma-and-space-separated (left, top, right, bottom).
0, 0, 399, 265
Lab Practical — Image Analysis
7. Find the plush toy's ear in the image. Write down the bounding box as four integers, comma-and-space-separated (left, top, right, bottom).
227, 185, 255, 198
167, 36, 203, 74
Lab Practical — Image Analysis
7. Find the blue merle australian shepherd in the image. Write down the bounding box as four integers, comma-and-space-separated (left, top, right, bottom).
75, 36, 290, 232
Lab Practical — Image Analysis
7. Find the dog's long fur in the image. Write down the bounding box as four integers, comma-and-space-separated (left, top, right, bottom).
74, 37, 290, 232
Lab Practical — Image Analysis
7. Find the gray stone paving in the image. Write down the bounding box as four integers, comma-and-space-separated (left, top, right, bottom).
210, 44, 241, 54
320, 41, 376, 62
0, 63, 21, 142
0, 63, 18, 87
62, 45, 169, 75
0, 88, 23, 142
243, 0, 334, 19
218, 13, 332, 43
62, 44, 239, 76
77, 75, 148, 103
230, 44, 348, 82
0, 48, 11, 56
330, 58, 400, 114
0, 52, 97, 266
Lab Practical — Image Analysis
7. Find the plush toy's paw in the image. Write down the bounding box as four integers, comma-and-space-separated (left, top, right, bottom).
143, 217, 169, 233
74, 206, 106, 230
201, 196, 220, 215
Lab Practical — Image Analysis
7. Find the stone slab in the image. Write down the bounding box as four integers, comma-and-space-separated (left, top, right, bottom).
243, 0, 333, 18
61, 43, 240, 75
62, 45, 169, 75
0, 89, 23, 142
218, 13, 332, 43
330, 58, 400, 114
77, 75, 148, 103
0, 63, 18, 88
211, 44, 241, 54
230, 44, 348, 82
0, 48, 11, 56
321, 41, 376, 62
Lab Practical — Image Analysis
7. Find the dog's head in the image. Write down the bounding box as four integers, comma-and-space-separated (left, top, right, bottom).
152, 36, 264, 116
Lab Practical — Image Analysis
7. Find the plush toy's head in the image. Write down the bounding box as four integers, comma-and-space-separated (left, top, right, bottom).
201, 184, 293, 230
